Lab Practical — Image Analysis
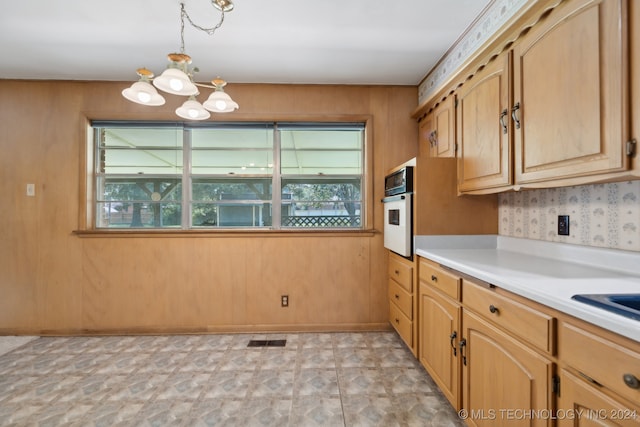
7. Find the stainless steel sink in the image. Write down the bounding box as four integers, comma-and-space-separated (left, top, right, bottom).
572, 294, 640, 321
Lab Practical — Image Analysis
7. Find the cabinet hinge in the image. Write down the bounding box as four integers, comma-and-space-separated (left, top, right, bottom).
552, 375, 560, 396
626, 139, 637, 157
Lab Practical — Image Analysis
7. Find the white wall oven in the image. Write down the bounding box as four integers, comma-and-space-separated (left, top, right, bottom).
382, 166, 413, 257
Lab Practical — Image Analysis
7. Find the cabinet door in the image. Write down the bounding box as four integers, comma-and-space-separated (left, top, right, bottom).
433, 96, 456, 158
457, 52, 512, 192
418, 283, 461, 410
512, 0, 629, 184
418, 112, 435, 157
462, 310, 554, 427
558, 369, 640, 427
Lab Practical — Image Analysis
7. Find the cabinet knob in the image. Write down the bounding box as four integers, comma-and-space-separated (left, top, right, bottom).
623, 373, 640, 389
431, 275, 437, 282
489, 304, 499, 314
394, 270, 400, 275
395, 318, 400, 324
394, 294, 400, 300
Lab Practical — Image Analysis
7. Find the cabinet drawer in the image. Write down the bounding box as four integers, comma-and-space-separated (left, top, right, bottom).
419, 258, 460, 300
558, 369, 640, 427
389, 257, 413, 293
389, 279, 412, 319
390, 302, 413, 348
462, 279, 555, 354
560, 322, 640, 405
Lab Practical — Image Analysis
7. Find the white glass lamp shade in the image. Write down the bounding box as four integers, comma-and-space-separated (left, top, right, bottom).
153, 68, 198, 96
175, 98, 211, 120
203, 90, 239, 113
121, 81, 166, 106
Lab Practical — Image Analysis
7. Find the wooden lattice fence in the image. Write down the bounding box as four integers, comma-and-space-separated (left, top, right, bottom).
281, 215, 360, 227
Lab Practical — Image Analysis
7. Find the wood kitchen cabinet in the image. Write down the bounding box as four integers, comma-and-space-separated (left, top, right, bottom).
388, 252, 415, 354
462, 310, 554, 427
419, 96, 456, 158
433, 97, 456, 158
417, 257, 556, 420
512, 0, 630, 186
457, 52, 512, 193
558, 320, 640, 425
461, 278, 555, 427
558, 369, 640, 427
456, 0, 634, 194
418, 258, 462, 409
416, 253, 640, 426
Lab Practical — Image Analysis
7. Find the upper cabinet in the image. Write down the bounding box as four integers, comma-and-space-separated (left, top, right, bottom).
432, 96, 456, 158
457, 53, 512, 192
418, 96, 456, 158
421, 0, 637, 194
512, 0, 630, 186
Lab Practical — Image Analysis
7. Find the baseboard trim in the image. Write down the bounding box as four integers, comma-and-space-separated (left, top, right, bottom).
0, 322, 393, 337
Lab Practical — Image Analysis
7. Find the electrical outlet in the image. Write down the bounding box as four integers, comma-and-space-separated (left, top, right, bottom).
558, 215, 570, 236
281, 295, 289, 307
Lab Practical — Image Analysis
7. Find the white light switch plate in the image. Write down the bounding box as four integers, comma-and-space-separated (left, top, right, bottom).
26, 183, 35, 197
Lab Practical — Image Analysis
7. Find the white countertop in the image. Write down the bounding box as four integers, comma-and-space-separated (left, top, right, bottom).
414, 235, 640, 342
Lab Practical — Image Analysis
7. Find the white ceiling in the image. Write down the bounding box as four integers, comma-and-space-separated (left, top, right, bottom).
0, 0, 490, 86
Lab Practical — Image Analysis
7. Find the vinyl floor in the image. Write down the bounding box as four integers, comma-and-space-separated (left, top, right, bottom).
0, 332, 464, 426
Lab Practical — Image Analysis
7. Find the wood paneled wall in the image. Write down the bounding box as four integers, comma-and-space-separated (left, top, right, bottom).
0, 80, 419, 335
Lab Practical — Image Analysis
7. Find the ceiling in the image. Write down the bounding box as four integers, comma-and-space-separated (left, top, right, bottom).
0, 0, 490, 86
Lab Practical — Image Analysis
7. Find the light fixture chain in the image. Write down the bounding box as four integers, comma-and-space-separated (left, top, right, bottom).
180, 3, 186, 54
180, 1, 226, 37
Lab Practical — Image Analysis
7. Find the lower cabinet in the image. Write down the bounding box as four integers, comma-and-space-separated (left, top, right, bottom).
462, 310, 554, 427
558, 320, 640, 426
558, 369, 640, 427
417, 255, 640, 426
418, 256, 556, 426
418, 281, 461, 409
388, 251, 415, 354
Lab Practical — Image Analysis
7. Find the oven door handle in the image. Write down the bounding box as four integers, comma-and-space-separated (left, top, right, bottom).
381, 193, 411, 203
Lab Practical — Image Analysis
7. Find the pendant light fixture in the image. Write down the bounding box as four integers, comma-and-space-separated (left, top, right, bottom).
121, 0, 238, 120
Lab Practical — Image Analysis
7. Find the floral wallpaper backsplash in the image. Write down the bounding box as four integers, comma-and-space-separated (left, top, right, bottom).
498, 181, 640, 252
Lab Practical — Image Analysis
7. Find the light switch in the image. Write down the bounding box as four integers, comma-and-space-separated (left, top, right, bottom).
26, 183, 35, 197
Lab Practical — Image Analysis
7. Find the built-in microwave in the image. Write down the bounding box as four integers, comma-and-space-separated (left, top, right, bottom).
382, 166, 414, 257
384, 166, 414, 197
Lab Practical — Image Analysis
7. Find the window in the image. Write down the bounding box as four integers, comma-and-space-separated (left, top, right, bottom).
93, 122, 364, 230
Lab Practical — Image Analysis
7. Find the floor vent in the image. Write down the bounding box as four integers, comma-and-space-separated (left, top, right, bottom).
247, 339, 286, 347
